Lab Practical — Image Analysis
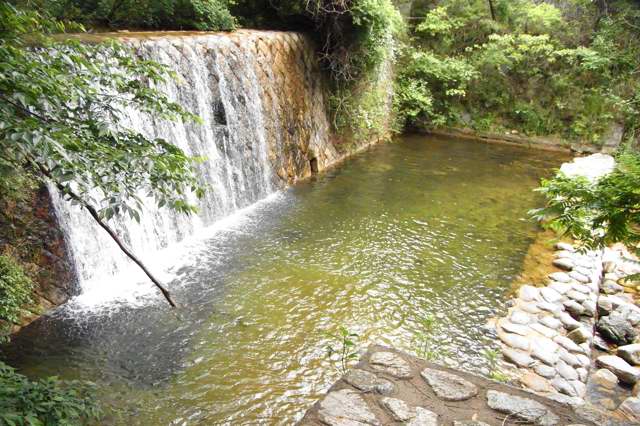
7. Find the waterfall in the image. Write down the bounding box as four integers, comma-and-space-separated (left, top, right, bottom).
51, 32, 337, 304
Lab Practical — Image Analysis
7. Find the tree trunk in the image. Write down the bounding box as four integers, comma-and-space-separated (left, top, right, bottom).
488, 0, 496, 21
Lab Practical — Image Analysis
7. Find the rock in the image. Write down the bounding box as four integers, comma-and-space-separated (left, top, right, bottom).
596, 355, 640, 385
521, 302, 542, 314
370, 352, 412, 379
556, 242, 575, 252
559, 312, 581, 330
618, 344, 640, 366
581, 300, 597, 317
570, 380, 586, 396
407, 407, 438, 426
453, 422, 490, 426
486, 390, 559, 426
541, 287, 563, 303
538, 301, 562, 314
567, 327, 591, 345
577, 367, 588, 382
550, 281, 573, 294
552, 376, 578, 396
530, 322, 558, 338
318, 389, 380, 426
498, 330, 530, 351
499, 320, 529, 336
575, 354, 591, 368
619, 397, 640, 422
557, 360, 579, 381
556, 241, 576, 253
598, 297, 614, 316
602, 280, 625, 295
572, 282, 592, 294
540, 316, 562, 330
535, 364, 557, 379
531, 337, 560, 365
520, 285, 541, 302
549, 271, 572, 283
374, 379, 395, 395
559, 349, 581, 368
594, 334, 613, 352
553, 258, 574, 271
569, 270, 590, 283
592, 368, 619, 389
597, 314, 637, 345
344, 369, 378, 392
564, 300, 586, 318
421, 368, 478, 401
603, 260, 617, 273
503, 348, 535, 368
567, 290, 587, 303
381, 397, 413, 421
554, 335, 583, 353
520, 371, 554, 393
510, 310, 531, 325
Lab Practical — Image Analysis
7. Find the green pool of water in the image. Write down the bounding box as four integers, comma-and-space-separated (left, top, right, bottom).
3, 135, 565, 425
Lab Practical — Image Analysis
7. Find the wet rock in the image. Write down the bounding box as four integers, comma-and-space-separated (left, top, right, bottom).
520, 371, 554, 393
597, 314, 637, 345
541, 287, 563, 304
503, 348, 535, 368
596, 355, 640, 385
549, 272, 572, 283
510, 310, 531, 325
370, 352, 412, 379
318, 389, 380, 426
408, 407, 438, 426
535, 364, 557, 379
553, 258, 575, 271
618, 344, 640, 366
421, 368, 478, 401
486, 390, 559, 426
619, 397, 640, 422
381, 397, 412, 421
568, 327, 591, 345
592, 368, 619, 389
530, 322, 558, 338
520, 285, 541, 302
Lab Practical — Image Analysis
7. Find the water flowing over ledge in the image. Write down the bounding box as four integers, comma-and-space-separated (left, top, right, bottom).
52, 31, 346, 301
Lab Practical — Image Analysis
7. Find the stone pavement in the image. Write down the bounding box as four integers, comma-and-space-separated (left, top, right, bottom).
299, 345, 600, 425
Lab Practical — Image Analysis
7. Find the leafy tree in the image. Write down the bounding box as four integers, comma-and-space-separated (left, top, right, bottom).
0, 4, 205, 306
533, 150, 640, 255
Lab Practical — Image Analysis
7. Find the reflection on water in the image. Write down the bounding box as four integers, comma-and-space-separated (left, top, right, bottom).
2, 135, 565, 425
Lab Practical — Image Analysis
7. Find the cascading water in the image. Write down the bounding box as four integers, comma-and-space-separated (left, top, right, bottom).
51, 32, 333, 305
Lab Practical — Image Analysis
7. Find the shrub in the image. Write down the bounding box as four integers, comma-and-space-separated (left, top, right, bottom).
0, 254, 33, 340
0, 362, 102, 425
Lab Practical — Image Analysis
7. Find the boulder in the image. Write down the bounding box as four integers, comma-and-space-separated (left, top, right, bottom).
597, 314, 637, 345
592, 368, 619, 389
596, 355, 640, 385
618, 344, 640, 366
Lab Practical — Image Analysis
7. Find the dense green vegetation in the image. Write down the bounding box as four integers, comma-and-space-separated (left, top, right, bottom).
0, 362, 102, 426
0, 254, 33, 342
19, 0, 236, 31
396, 0, 640, 146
